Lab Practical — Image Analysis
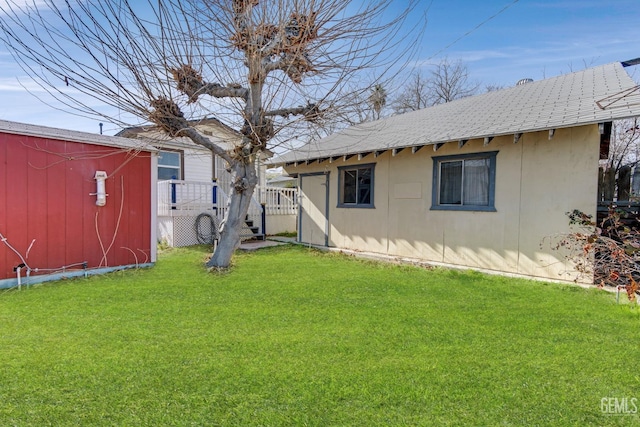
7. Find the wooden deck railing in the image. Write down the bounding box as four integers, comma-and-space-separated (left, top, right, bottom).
264, 187, 298, 215
157, 180, 216, 217
158, 180, 298, 219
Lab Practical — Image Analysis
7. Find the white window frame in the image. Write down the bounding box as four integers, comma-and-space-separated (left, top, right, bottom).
157, 149, 183, 181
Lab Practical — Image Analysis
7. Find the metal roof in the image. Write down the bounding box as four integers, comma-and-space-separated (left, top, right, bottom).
0, 119, 157, 152
273, 62, 640, 164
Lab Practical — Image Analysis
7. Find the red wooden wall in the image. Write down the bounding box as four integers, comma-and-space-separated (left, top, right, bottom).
0, 131, 153, 281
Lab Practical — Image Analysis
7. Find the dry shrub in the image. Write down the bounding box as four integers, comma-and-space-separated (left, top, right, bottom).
550, 209, 640, 302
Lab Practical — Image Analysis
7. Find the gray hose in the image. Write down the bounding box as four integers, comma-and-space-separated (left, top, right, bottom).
195, 213, 220, 245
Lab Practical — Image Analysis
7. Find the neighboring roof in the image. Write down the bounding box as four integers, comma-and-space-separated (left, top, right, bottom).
273, 62, 640, 164
0, 119, 156, 152
267, 174, 297, 184
117, 116, 241, 152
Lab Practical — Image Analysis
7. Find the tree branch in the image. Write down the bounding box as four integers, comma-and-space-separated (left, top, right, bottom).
197, 83, 249, 102
263, 52, 316, 83
176, 127, 234, 165
149, 97, 234, 164
264, 102, 321, 122
171, 65, 248, 103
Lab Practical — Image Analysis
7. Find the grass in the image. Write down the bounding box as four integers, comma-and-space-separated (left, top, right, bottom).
0, 245, 638, 426
271, 231, 297, 238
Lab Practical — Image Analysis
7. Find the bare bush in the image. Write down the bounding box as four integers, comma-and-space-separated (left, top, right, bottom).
548, 209, 640, 302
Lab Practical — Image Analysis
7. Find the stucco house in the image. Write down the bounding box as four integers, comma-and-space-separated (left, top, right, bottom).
273, 62, 640, 283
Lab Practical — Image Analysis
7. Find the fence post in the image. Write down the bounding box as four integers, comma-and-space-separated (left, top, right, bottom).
618, 165, 632, 201
261, 203, 266, 240
212, 179, 218, 215
598, 167, 604, 202
604, 168, 616, 201
170, 178, 177, 210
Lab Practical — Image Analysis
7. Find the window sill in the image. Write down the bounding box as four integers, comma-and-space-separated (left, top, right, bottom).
430, 205, 496, 212
337, 204, 376, 209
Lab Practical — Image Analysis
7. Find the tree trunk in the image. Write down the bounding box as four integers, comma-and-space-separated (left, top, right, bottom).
207, 53, 264, 269
206, 160, 258, 268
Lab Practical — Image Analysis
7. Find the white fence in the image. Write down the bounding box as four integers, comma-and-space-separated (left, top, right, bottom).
157, 180, 216, 217
157, 180, 298, 240
264, 187, 298, 215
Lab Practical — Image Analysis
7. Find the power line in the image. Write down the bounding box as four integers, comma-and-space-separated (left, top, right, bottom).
426, 0, 520, 61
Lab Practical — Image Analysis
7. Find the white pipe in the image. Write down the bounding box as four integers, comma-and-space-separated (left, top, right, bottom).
616, 285, 625, 304
16, 266, 21, 290
92, 171, 108, 206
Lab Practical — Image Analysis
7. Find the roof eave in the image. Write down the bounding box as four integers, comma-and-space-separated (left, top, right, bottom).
273, 120, 628, 167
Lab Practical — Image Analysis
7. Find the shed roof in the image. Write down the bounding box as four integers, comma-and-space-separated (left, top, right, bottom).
273, 62, 640, 164
0, 119, 157, 152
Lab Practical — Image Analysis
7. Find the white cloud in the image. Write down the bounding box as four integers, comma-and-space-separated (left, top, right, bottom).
0, 0, 51, 10
0, 76, 45, 92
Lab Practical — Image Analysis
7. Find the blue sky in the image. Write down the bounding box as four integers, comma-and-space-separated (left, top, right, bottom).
417, 0, 639, 85
0, 0, 638, 135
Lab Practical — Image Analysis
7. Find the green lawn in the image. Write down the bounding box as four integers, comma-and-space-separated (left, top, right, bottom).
0, 245, 638, 426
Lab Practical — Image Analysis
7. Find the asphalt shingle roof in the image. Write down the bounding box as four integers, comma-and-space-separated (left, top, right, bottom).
273, 62, 640, 164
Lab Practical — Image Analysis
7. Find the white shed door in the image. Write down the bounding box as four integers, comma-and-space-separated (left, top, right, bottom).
299, 173, 329, 246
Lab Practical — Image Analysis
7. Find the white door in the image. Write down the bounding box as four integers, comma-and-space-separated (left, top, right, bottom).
299, 173, 329, 246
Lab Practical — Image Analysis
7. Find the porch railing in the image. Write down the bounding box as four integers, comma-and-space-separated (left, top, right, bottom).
158, 180, 298, 239
158, 180, 298, 218
157, 180, 216, 217
264, 187, 298, 215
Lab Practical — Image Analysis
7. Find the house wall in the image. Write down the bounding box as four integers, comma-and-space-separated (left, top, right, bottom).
286, 125, 600, 283
157, 145, 213, 247
0, 131, 155, 284
183, 146, 213, 181
155, 142, 212, 182
266, 214, 297, 235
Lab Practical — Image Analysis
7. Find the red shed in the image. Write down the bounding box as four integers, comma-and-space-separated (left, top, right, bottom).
0, 120, 157, 288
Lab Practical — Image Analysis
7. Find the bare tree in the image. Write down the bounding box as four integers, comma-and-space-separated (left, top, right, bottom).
392, 72, 430, 114
605, 118, 640, 174
598, 118, 640, 201
427, 58, 479, 104
308, 81, 391, 132
392, 58, 479, 114
0, 0, 421, 268
484, 84, 505, 92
